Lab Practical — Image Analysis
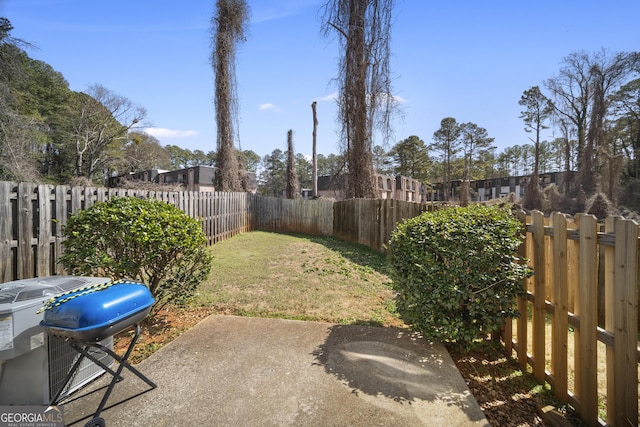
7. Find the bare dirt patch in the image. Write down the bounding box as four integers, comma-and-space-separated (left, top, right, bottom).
447, 343, 584, 426
113, 306, 214, 364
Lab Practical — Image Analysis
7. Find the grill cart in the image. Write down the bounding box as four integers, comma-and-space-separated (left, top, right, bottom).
40, 280, 156, 427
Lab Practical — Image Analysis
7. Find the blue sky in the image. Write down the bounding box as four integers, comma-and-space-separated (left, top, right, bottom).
2, 0, 639, 158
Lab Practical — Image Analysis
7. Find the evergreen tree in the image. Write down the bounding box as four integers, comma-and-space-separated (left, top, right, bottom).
389, 135, 431, 181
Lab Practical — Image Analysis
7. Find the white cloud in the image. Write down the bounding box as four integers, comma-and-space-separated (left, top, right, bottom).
393, 95, 408, 104
259, 103, 281, 112
316, 92, 338, 102
144, 127, 198, 138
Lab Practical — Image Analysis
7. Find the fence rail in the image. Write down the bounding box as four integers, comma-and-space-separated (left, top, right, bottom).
502, 211, 639, 427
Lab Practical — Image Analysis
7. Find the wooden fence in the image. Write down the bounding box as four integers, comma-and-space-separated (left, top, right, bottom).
253, 196, 334, 236
333, 198, 433, 251
502, 211, 639, 427
0, 182, 424, 281
0, 182, 253, 282
251, 196, 431, 251
3, 181, 638, 426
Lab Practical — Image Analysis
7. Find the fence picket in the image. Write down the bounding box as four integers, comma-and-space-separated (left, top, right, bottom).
54, 185, 69, 275
577, 215, 599, 425
0, 182, 13, 282
36, 184, 51, 277
614, 219, 639, 425
552, 212, 569, 403
516, 210, 529, 369
604, 216, 619, 424
532, 211, 547, 382
17, 182, 34, 279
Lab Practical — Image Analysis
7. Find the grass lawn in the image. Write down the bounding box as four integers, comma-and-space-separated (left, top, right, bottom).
197, 231, 403, 327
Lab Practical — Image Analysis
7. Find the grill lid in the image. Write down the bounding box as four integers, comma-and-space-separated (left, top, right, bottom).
41, 282, 154, 342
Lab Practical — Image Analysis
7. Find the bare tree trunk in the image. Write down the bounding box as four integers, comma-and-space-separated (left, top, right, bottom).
345, 0, 375, 198
460, 181, 469, 206
523, 133, 543, 210
211, 0, 248, 192
564, 136, 572, 194
322, 0, 394, 199
460, 151, 469, 206
286, 130, 299, 199
311, 101, 318, 198
577, 68, 605, 196
445, 149, 451, 201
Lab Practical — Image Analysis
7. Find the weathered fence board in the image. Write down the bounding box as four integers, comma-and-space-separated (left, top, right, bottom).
333, 198, 428, 251
253, 196, 333, 237
0, 182, 14, 282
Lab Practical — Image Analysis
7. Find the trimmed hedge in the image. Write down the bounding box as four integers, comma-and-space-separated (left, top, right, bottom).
59, 197, 213, 309
387, 204, 531, 346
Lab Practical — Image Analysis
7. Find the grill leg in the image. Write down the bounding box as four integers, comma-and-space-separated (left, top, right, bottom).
49, 323, 157, 423
92, 324, 156, 419
50, 341, 125, 406
90, 338, 156, 389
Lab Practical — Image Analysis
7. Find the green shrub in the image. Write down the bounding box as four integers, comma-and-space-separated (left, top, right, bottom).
59, 197, 213, 309
387, 204, 531, 346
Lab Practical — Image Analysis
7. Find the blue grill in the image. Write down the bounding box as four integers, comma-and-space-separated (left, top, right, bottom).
41, 282, 154, 342
40, 280, 156, 427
